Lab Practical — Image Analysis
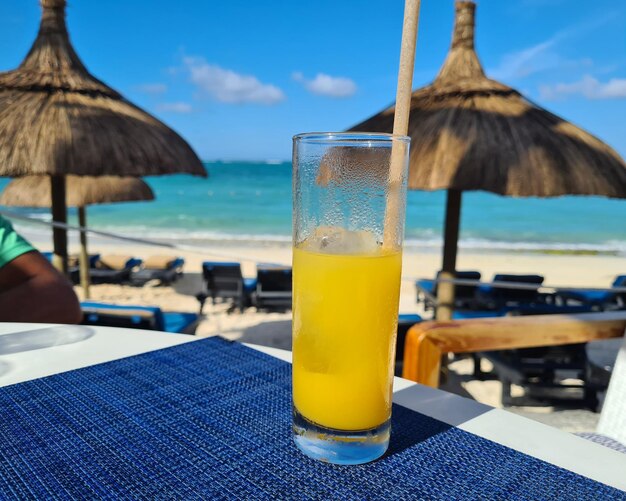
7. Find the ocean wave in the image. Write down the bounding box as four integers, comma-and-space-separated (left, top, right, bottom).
77, 225, 626, 254
12, 222, 53, 236
10, 218, 626, 255
12, 212, 52, 222
464, 238, 626, 253
403, 237, 626, 254
92, 226, 293, 245
210, 159, 288, 166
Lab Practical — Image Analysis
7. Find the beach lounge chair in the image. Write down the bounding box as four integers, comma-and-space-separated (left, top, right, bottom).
130, 255, 185, 286
67, 253, 101, 285
395, 313, 423, 375
476, 273, 544, 309
415, 279, 436, 309
556, 275, 626, 311
452, 302, 596, 397
403, 311, 626, 408
80, 301, 199, 334
201, 261, 256, 312
89, 255, 142, 284
482, 342, 594, 408
41, 251, 96, 284
451, 303, 597, 399
401, 312, 626, 452
42, 252, 100, 266
416, 270, 482, 311
253, 264, 292, 312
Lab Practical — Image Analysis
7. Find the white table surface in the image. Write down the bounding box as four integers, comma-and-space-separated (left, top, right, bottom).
1, 322, 624, 492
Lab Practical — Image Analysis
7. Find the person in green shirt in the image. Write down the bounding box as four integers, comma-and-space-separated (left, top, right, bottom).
0, 216, 81, 323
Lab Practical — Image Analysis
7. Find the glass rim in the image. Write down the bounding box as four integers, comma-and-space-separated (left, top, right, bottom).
293, 132, 410, 144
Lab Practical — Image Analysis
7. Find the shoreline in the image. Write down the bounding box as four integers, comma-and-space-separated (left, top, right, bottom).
11, 220, 626, 258
21, 230, 626, 302
18, 227, 626, 289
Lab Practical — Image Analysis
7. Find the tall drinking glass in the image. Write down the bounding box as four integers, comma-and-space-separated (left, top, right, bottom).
292, 132, 410, 464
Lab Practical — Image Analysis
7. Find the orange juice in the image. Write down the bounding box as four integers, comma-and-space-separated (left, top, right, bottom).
292, 246, 402, 431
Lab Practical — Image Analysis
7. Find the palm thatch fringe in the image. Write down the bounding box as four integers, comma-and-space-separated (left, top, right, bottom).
0, 175, 154, 207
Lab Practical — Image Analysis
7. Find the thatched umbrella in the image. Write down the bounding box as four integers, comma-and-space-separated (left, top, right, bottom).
0, 175, 155, 298
0, 0, 205, 273
350, 1, 626, 320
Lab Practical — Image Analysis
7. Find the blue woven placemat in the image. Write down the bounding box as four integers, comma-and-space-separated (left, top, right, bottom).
0, 337, 622, 500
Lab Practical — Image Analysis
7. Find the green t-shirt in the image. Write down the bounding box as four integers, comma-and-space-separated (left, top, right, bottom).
0, 216, 36, 268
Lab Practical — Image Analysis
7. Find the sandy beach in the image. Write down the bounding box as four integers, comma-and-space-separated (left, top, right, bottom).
43, 235, 625, 343
64, 239, 626, 310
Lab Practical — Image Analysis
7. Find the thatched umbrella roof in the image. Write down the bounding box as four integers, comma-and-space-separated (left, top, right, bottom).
0, 175, 155, 297
350, 1, 626, 319
351, 1, 626, 196
0, 0, 204, 273
0, 175, 154, 207
0, 0, 204, 177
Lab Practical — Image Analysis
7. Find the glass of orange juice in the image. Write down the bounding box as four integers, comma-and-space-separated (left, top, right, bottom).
292, 132, 409, 464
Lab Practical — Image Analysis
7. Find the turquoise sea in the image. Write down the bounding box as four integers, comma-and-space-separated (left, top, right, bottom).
2, 161, 625, 255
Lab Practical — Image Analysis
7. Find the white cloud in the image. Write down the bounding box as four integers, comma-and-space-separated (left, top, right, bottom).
137, 83, 168, 94
183, 57, 285, 105
292, 72, 357, 98
488, 13, 615, 82
539, 75, 626, 100
490, 39, 559, 80
489, 35, 592, 81
156, 102, 193, 113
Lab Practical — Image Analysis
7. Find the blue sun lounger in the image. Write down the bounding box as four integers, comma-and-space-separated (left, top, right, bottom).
254, 264, 292, 312
458, 302, 598, 407
476, 274, 545, 309
395, 313, 423, 375
416, 270, 482, 311
130, 256, 186, 286
41, 252, 101, 285
80, 301, 199, 334
89, 255, 143, 285
201, 261, 257, 312
452, 303, 595, 320
557, 275, 626, 310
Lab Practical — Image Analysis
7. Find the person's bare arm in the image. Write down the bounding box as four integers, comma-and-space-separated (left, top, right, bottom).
0, 251, 82, 323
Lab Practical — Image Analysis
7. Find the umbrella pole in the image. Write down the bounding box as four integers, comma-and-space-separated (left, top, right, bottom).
436, 189, 462, 321
50, 175, 68, 275
78, 206, 90, 299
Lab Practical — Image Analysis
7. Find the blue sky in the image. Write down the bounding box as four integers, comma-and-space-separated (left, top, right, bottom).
1, 0, 625, 161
